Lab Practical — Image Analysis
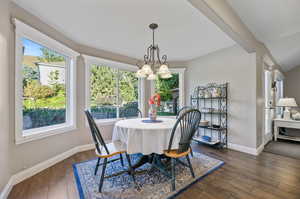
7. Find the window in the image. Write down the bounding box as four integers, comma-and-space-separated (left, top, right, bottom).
15, 19, 78, 144
151, 68, 185, 116
85, 56, 142, 123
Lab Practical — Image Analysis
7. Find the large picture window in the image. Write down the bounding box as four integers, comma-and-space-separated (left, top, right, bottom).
86, 56, 141, 122
15, 19, 78, 144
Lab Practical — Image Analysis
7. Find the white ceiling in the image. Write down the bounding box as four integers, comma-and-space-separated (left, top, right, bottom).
227, 0, 300, 71
13, 0, 235, 62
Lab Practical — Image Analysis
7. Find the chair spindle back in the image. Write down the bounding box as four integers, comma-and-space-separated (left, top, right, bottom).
168, 109, 201, 153
176, 106, 192, 119
85, 110, 109, 155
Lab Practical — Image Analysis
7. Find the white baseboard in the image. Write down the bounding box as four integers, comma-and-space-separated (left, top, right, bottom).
256, 144, 264, 155
0, 143, 94, 199
228, 143, 264, 156
0, 178, 14, 199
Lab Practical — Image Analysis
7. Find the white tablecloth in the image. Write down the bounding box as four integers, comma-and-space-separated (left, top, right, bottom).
112, 117, 181, 155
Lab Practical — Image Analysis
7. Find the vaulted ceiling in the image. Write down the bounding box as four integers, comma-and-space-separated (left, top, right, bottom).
227, 0, 300, 71
13, 0, 236, 62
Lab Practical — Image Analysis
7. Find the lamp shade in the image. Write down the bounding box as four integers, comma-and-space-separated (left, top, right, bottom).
147, 73, 157, 80
277, 98, 298, 107
136, 69, 146, 78
141, 64, 152, 75
160, 72, 172, 79
158, 64, 170, 74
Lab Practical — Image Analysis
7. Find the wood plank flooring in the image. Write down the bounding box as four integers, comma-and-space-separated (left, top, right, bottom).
8, 144, 300, 199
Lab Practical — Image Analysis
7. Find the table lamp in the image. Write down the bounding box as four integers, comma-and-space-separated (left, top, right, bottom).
277, 98, 298, 120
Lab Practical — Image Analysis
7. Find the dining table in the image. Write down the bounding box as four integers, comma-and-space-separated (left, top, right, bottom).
112, 117, 181, 168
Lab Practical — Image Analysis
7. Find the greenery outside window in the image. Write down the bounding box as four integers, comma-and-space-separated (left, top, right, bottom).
151, 68, 186, 116
85, 56, 141, 123
15, 19, 78, 144
155, 73, 179, 116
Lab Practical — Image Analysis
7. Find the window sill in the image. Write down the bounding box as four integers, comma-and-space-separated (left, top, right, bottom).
16, 123, 77, 145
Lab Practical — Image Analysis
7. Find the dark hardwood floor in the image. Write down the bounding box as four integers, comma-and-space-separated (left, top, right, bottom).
8, 144, 300, 199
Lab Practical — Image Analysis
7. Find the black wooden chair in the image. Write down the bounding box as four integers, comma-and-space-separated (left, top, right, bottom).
153, 109, 201, 191
85, 110, 137, 192
177, 106, 195, 157
176, 106, 192, 119
120, 106, 142, 118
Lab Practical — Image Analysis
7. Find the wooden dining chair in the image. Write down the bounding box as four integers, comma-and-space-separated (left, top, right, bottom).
85, 110, 137, 192
176, 106, 194, 157
154, 109, 201, 191
120, 106, 142, 118
176, 106, 192, 119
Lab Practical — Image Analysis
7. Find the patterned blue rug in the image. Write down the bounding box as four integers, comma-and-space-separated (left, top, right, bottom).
73, 152, 224, 199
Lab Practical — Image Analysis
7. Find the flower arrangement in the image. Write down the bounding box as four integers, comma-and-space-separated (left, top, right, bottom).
148, 94, 161, 121
149, 93, 161, 106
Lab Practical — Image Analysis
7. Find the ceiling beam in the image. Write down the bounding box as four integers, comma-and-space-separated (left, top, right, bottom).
187, 0, 260, 53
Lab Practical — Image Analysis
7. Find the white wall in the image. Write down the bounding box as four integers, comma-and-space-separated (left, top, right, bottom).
285, 65, 300, 105
0, 0, 12, 192
186, 45, 257, 148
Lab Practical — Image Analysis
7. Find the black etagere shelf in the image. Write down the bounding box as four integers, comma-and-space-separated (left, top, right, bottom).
190, 83, 228, 148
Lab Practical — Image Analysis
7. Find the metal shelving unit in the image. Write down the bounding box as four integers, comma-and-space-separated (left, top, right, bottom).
191, 83, 228, 148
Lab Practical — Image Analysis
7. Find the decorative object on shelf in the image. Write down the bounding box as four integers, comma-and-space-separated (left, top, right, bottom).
212, 87, 222, 97
148, 94, 161, 121
199, 120, 209, 127
292, 112, 300, 121
277, 98, 298, 120
204, 89, 212, 98
191, 83, 228, 148
136, 23, 172, 80
202, 135, 212, 142
198, 88, 206, 98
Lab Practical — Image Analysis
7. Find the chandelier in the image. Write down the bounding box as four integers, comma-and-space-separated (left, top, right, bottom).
136, 23, 172, 80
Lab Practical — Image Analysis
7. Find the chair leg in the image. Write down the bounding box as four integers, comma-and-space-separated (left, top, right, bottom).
94, 157, 101, 175
98, 158, 107, 192
120, 154, 124, 166
186, 155, 195, 178
190, 146, 194, 158
125, 153, 137, 185
171, 158, 176, 191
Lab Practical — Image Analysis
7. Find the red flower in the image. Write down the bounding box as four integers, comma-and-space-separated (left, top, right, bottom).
149, 94, 161, 106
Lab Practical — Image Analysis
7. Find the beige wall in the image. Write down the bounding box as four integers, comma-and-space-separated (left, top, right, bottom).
284, 65, 300, 105
0, 0, 12, 192
0, 2, 133, 193
186, 45, 258, 148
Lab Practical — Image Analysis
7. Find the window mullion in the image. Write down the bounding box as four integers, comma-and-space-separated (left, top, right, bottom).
116, 69, 120, 118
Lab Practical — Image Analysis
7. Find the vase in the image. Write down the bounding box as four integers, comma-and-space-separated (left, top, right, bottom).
148, 104, 157, 121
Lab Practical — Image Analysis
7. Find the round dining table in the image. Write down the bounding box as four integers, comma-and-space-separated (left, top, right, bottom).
112, 117, 181, 168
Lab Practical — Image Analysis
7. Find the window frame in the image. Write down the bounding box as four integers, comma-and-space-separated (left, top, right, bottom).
150, 68, 186, 110
84, 55, 144, 125
14, 19, 79, 144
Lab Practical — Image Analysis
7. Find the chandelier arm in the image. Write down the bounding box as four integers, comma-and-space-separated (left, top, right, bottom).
136, 61, 141, 69
144, 45, 152, 64
156, 46, 162, 65
161, 55, 167, 64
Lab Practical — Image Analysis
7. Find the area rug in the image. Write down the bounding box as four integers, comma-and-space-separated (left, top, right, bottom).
73, 152, 224, 199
